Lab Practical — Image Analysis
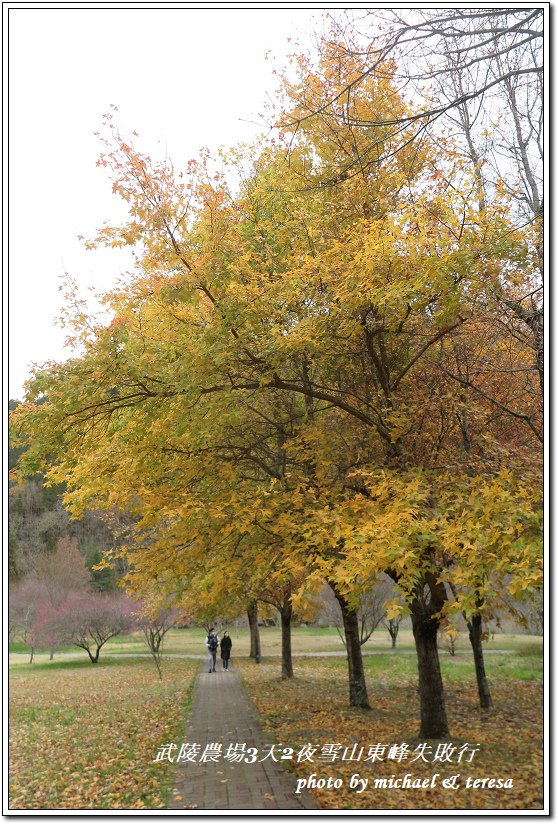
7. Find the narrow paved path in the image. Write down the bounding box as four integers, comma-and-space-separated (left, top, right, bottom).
169, 663, 317, 811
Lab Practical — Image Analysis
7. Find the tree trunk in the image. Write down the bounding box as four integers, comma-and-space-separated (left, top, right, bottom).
247, 601, 261, 663
410, 573, 450, 738
468, 613, 493, 710
29, 646, 34, 664
280, 595, 294, 679
386, 619, 399, 648
328, 580, 371, 709
86, 646, 100, 664
151, 652, 163, 680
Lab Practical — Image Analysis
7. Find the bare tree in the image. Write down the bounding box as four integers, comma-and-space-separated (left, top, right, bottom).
41, 592, 136, 663
32, 537, 92, 659
9, 578, 45, 663
283, 9, 543, 185
137, 606, 178, 679
499, 587, 544, 637
383, 615, 403, 649
33, 537, 91, 606
321, 579, 394, 646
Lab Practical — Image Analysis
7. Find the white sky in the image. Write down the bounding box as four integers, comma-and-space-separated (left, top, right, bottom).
6, 5, 331, 400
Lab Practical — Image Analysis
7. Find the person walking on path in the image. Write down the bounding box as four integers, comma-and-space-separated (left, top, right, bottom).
220, 631, 232, 670
205, 628, 219, 673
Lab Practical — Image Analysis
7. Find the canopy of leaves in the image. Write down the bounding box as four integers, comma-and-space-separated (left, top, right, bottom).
11, 36, 541, 635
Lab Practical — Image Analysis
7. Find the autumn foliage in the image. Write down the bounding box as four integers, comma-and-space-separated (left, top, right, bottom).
11, 33, 542, 743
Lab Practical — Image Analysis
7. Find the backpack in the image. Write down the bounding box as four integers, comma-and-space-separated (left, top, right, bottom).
208, 634, 219, 651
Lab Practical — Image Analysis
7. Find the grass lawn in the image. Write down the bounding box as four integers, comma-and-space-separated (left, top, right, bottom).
103, 626, 544, 657
8, 625, 544, 663
235, 647, 544, 811
8, 657, 199, 810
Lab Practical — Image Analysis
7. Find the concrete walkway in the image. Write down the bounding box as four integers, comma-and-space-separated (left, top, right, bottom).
169, 663, 317, 811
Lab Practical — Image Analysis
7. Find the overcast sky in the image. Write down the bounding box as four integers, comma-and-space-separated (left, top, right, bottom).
7, 6, 331, 399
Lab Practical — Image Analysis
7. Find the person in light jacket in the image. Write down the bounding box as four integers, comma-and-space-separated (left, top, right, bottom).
220, 631, 232, 670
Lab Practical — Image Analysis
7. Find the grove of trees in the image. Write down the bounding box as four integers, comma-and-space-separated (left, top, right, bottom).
8, 536, 135, 663
11, 10, 542, 739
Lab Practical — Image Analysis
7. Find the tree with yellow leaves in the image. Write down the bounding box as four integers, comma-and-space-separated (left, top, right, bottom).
12, 42, 541, 738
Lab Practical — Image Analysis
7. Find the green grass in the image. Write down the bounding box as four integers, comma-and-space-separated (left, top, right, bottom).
9, 626, 543, 666
9, 640, 75, 655
9, 641, 31, 654
290, 648, 543, 684
10, 655, 153, 673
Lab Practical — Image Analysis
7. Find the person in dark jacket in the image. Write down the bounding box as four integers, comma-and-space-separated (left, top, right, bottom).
220, 631, 232, 670
205, 628, 219, 672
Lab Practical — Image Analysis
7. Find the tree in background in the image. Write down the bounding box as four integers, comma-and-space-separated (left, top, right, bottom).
31, 536, 92, 659
9, 399, 119, 588
9, 578, 45, 663
383, 616, 403, 650
136, 607, 178, 680
33, 536, 90, 608
37, 592, 135, 664
319, 578, 395, 648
